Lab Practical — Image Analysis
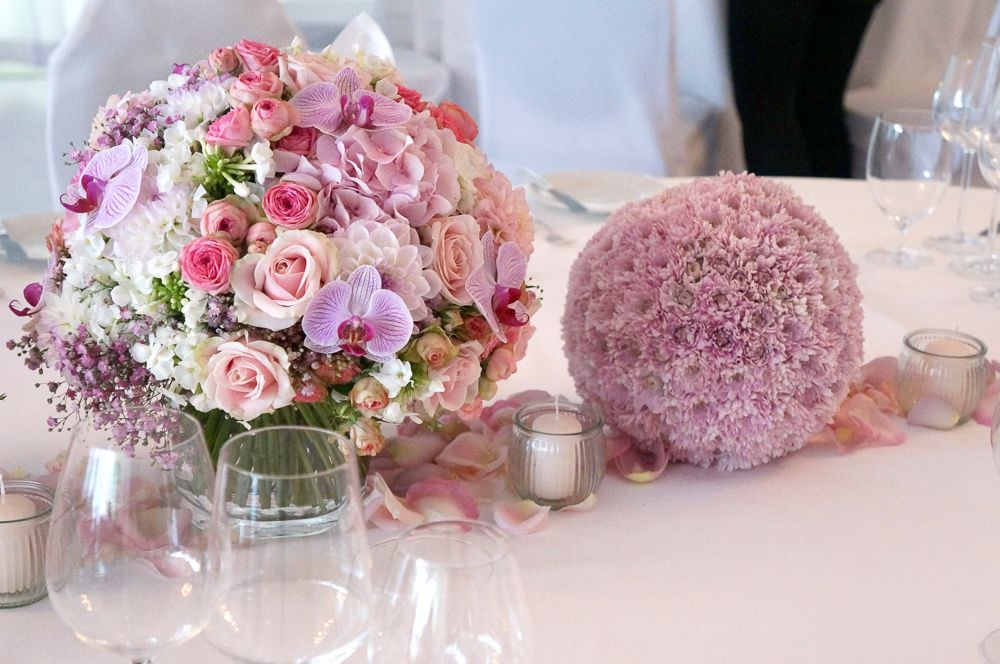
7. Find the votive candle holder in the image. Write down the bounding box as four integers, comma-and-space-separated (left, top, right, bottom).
509, 400, 605, 510
0, 480, 53, 608
895, 328, 988, 430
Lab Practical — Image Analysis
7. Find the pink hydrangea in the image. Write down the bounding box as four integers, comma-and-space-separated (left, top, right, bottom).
472, 167, 534, 257
562, 173, 864, 470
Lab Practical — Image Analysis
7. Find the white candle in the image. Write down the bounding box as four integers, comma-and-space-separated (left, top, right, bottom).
0, 477, 38, 595
528, 411, 582, 501
923, 338, 975, 357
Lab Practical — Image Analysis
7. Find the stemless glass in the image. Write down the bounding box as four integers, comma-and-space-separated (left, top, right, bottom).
370, 520, 532, 663
46, 412, 214, 664
929, 46, 999, 255
204, 426, 372, 664
866, 109, 952, 268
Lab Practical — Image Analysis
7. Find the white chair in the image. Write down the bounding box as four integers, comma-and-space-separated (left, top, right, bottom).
46, 0, 299, 204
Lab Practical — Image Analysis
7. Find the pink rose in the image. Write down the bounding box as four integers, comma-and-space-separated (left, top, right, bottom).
430, 101, 478, 144
350, 377, 390, 415
234, 39, 279, 73
428, 342, 483, 412
416, 333, 456, 370
231, 229, 338, 330
262, 180, 319, 229
281, 51, 344, 92
251, 98, 298, 141
275, 126, 318, 156
209, 47, 239, 74
425, 214, 483, 305
179, 236, 239, 294
485, 347, 516, 382
201, 200, 249, 243
200, 338, 294, 420
229, 70, 284, 107
351, 418, 387, 456
205, 107, 253, 148
246, 221, 278, 253
396, 85, 428, 113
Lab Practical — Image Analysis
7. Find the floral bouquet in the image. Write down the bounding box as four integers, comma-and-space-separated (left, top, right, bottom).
10, 38, 537, 464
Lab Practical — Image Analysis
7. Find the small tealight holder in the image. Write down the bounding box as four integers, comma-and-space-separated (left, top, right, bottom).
509, 399, 605, 510
0, 479, 53, 608
895, 328, 989, 430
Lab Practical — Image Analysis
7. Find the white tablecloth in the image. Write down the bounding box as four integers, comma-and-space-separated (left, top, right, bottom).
3, 177, 1000, 663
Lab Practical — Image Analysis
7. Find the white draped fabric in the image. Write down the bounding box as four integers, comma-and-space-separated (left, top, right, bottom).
4, 177, 1000, 663
45, 0, 299, 206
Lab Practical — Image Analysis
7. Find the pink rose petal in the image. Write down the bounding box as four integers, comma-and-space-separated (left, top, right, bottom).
369, 474, 425, 531
907, 395, 962, 430
388, 463, 453, 495
492, 500, 550, 536
614, 440, 669, 483
434, 431, 507, 479
405, 478, 479, 521
385, 432, 449, 468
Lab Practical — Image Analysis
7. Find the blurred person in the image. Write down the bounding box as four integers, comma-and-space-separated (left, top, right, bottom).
728, 0, 881, 177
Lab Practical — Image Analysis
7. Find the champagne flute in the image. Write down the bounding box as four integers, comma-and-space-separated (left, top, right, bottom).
970, 51, 1000, 304
203, 426, 373, 664
46, 412, 214, 664
928, 46, 997, 255
866, 108, 952, 269
370, 520, 532, 663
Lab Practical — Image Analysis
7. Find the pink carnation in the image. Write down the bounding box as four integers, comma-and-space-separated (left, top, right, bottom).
563, 173, 864, 470
472, 167, 534, 256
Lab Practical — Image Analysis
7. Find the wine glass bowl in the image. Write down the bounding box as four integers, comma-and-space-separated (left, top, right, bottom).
45, 412, 214, 663
203, 426, 373, 664
866, 108, 952, 269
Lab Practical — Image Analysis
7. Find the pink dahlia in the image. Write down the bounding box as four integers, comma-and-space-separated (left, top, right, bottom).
472, 167, 534, 257
562, 173, 864, 470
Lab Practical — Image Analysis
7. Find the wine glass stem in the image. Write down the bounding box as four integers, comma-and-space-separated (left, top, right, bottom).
132, 659, 152, 664
956, 148, 974, 234
988, 189, 1000, 263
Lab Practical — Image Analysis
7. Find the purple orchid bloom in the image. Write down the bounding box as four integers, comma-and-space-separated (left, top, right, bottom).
290, 66, 412, 135
60, 142, 148, 233
302, 265, 413, 361
466, 233, 529, 343
9, 282, 43, 317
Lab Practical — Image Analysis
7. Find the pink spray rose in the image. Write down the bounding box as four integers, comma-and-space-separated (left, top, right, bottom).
234, 39, 279, 73
245, 221, 278, 253
179, 236, 239, 294
350, 377, 390, 415
201, 200, 249, 243
428, 342, 484, 412
231, 229, 338, 330
281, 51, 344, 92
415, 332, 456, 370
425, 214, 484, 305
485, 347, 516, 382
351, 418, 387, 456
262, 180, 318, 229
430, 101, 478, 144
209, 47, 239, 74
200, 338, 294, 421
275, 126, 318, 156
251, 98, 298, 141
229, 70, 284, 107
204, 107, 253, 148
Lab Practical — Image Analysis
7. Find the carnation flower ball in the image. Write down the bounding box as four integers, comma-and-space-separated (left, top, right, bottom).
563, 173, 864, 470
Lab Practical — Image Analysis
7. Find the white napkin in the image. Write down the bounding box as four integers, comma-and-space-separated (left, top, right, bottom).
326, 12, 395, 63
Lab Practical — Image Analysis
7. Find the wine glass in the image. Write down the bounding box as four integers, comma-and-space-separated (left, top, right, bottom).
46, 412, 214, 664
369, 520, 532, 663
866, 108, 952, 269
929, 46, 999, 255
203, 426, 373, 664
970, 52, 1000, 304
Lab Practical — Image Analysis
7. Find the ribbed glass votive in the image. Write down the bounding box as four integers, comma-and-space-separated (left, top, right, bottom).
0, 480, 53, 608
895, 328, 988, 430
509, 400, 605, 510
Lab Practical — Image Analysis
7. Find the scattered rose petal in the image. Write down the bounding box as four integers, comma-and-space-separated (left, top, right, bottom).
973, 360, 1000, 426
615, 439, 668, 483
388, 462, 453, 495
369, 473, 425, 531
386, 432, 449, 468
562, 493, 597, 512
907, 395, 962, 430
434, 431, 507, 479
119, 506, 192, 552
492, 500, 550, 535
405, 478, 479, 521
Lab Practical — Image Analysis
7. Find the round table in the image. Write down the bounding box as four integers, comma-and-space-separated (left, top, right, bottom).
3, 177, 1000, 663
